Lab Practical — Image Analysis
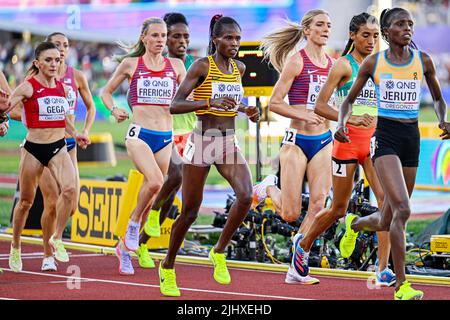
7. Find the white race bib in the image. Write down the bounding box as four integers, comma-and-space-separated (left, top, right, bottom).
126, 124, 141, 140
379, 79, 420, 111
355, 78, 377, 107
306, 82, 334, 110
137, 77, 174, 105
282, 128, 297, 145
332, 159, 347, 177
370, 136, 377, 158
66, 86, 76, 115
211, 82, 244, 109
37, 96, 69, 121
183, 138, 195, 162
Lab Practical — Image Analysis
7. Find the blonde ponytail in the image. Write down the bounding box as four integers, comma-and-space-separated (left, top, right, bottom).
260, 20, 304, 73
260, 9, 329, 72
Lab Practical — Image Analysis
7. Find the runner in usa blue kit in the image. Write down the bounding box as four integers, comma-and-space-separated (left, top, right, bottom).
101, 17, 186, 276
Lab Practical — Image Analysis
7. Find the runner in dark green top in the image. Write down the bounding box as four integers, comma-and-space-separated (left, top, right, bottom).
137, 13, 197, 268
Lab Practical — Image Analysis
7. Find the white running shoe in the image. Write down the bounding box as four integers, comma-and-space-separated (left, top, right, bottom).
285, 265, 320, 285
41, 256, 57, 272
252, 174, 278, 205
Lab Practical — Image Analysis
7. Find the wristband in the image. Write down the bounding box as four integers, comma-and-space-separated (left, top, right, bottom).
0, 113, 8, 124
110, 106, 117, 115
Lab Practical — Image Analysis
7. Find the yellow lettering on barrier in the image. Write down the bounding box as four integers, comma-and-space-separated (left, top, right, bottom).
71, 180, 127, 246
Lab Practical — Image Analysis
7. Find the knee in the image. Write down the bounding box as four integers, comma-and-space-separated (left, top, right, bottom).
145, 179, 163, 196
393, 200, 411, 223
181, 209, 198, 225
43, 196, 58, 213
60, 185, 76, 201
330, 202, 348, 220
235, 189, 252, 209
280, 210, 299, 223
17, 198, 33, 212
308, 196, 327, 215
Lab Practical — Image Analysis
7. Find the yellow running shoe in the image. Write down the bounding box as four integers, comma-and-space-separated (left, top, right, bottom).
9, 246, 22, 273
144, 209, 161, 238
50, 236, 69, 262
209, 248, 231, 285
136, 243, 155, 268
395, 281, 424, 300
159, 263, 181, 297
340, 214, 359, 258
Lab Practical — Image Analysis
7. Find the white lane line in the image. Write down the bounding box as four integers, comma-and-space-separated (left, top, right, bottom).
0, 297, 19, 300
0, 253, 105, 261
0, 268, 311, 300
176, 262, 450, 288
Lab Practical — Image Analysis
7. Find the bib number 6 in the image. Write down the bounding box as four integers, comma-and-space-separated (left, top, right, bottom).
126, 124, 141, 140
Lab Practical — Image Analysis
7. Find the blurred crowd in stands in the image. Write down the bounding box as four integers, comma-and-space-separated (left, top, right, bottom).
0, 26, 450, 99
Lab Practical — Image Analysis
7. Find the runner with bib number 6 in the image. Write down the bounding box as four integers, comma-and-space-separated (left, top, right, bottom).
101, 17, 186, 276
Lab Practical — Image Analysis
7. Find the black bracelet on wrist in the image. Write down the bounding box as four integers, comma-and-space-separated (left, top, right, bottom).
0, 113, 9, 124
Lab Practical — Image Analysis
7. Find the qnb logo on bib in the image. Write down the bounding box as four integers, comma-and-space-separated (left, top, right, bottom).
38, 96, 69, 121
306, 74, 329, 110
356, 79, 377, 107
211, 82, 243, 110
137, 77, 175, 105
379, 79, 420, 111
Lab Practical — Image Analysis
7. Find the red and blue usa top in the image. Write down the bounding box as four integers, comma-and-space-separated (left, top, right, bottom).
128, 56, 178, 108
23, 77, 69, 129
287, 49, 334, 109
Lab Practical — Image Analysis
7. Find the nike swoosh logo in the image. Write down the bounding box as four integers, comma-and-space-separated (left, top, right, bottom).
139, 71, 150, 76
163, 139, 171, 143
307, 70, 318, 74
37, 89, 44, 93
321, 139, 330, 144
53, 148, 59, 154
161, 277, 165, 283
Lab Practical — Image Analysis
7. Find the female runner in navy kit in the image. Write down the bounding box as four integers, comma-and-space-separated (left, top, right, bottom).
101, 17, 186, 275
253, 9, 333, 285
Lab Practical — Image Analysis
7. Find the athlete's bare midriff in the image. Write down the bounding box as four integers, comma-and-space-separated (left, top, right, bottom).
27, 127, 66, 144
131, 105, 172, 131
289, 104, 330, 135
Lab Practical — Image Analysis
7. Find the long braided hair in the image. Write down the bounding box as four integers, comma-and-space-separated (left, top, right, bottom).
380, 8, 418, 49
208, 14, 241, 55
341, 13, 379, 56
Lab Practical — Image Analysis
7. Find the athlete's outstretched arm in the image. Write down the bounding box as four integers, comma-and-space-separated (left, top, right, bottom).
101, 58, 132, 122
336, 55, 376, 142
75, 70, 96, 135
269, 54, 322, 124
170, 58, 236, 114
315, 57, 346, 121
4, 82, 32, 113
421, 52, 450, 139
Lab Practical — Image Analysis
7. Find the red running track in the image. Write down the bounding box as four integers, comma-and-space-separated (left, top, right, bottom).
0, 241, 449, 300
